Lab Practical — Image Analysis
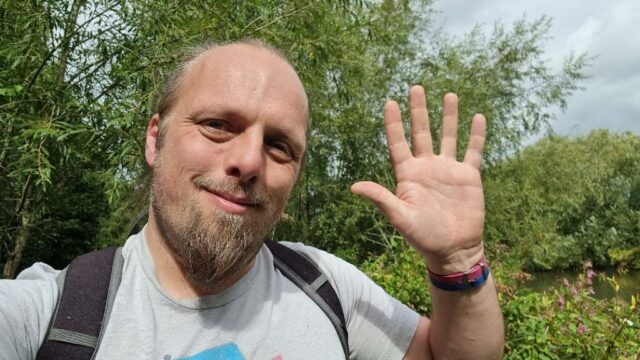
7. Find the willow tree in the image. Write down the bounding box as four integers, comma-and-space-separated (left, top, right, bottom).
0, 0, 131, 277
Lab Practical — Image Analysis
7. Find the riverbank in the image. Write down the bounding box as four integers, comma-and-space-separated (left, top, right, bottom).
523, 269, 640, 300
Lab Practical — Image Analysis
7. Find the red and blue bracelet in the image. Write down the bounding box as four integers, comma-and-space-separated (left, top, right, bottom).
428, 256, 491, 291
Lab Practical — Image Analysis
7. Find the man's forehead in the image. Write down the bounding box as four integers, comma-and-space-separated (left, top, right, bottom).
188, 44, 304, 90
182, 43, 308, 123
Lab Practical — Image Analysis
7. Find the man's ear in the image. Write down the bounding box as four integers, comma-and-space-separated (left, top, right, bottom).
145, 114, 161, 168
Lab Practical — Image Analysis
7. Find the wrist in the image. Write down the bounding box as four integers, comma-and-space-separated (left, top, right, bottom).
427, 251, 491, 292
422, 244, 485, 275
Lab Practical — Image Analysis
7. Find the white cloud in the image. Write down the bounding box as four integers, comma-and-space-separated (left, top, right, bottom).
432, 0, 640, 137
565, 0, 640, 78
557, 0, 640, 135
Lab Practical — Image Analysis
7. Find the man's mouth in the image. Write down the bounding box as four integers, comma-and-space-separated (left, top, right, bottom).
213, 190, 259, 206
200, 189, 254, 214
193, 177, 266, 214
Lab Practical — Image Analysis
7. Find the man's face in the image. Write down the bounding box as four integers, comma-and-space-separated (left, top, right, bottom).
145, 44, 308, 286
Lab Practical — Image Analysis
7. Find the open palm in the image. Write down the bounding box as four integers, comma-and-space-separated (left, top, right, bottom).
351, 86, 486, 273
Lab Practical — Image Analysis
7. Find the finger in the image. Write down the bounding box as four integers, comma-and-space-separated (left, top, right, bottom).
384, 100, 412, 165
463, 114, 487, 169
351, 181, 403, 225
409, 85, 433, 157
440, 93, 459, 158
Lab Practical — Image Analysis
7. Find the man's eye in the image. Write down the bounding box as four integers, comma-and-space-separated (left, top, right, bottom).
203, 119, 228, 131
267, 141, 294, 162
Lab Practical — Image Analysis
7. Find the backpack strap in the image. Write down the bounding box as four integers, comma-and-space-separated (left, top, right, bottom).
265, 240, 349, 359
36, 247, 124, 360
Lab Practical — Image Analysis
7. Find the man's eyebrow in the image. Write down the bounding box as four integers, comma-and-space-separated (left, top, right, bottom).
189, 104, 224, 118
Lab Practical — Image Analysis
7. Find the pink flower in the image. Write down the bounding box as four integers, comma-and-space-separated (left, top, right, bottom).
557, 296, 566, 309
577, 322, 588, 335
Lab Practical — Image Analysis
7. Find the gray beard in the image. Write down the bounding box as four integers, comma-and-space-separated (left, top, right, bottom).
151, 176, 279, 287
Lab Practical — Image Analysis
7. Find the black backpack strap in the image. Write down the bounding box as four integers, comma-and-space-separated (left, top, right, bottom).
265, 240, 349, 359
37, 247, 124, 360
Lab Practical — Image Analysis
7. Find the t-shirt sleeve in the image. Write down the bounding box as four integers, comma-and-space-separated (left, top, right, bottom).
0, 263, 60, 360
282, 242, 420, 360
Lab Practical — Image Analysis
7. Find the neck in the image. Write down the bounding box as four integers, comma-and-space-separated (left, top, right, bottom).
144, 213, 254, 299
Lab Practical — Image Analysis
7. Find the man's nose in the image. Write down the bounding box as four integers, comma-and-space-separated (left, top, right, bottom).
224, 131, 264, 184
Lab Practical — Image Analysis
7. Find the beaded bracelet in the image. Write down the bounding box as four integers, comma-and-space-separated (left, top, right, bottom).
428, 256, 491, 291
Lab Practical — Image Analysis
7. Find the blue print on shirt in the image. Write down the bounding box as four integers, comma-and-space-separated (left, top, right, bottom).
177, 342, 245, 360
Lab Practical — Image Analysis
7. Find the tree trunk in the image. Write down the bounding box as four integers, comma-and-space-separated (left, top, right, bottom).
3, 178, 34, 278
0, 122, 13, 174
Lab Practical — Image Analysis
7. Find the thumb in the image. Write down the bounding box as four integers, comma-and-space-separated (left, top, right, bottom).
351, 181, 402, 222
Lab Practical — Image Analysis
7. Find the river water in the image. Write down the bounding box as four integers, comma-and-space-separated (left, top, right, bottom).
523, 269, 640, 300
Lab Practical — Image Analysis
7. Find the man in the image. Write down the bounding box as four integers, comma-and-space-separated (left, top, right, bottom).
0, 39, 504, 359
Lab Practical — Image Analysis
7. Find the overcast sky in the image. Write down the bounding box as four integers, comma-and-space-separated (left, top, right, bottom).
432, 0, 640, 139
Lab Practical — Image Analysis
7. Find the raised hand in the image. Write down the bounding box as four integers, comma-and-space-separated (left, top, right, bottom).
351, 86, 486, 274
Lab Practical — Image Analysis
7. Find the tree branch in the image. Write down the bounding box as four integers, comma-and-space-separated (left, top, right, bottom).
248, 2, 316, 35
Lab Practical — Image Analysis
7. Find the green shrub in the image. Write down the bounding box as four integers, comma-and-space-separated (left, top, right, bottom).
484, 131, 640, 271
361, 243, 640, 358
361, 240, 432, 315
503, 278, 639, 359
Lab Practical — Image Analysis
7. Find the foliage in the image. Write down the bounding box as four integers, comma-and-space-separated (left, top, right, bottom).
609, 247, 640, 269
361, 237, 432, 315
502, 273, 639, 359
0, 0, 130, 276
363, 240, 640, 358
484, 130, 640, 270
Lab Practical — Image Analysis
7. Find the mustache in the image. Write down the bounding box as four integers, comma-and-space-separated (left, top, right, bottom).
193, 176, 269, 208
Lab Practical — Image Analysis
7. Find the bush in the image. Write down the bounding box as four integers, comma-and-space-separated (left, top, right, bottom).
484, 131, 640, 271
361, 243, 640, 358
503, 273, 639, 359
361, 240, 432, 315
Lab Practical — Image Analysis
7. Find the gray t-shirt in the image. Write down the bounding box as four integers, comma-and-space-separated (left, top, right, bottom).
0, 231, 419, 359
